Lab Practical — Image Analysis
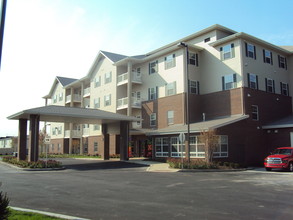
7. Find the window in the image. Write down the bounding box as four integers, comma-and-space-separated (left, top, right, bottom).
149, 60, 158, 74
58, 126, 62, 135
204, 37, 210, 43
94, 98, 100, 108
167, 111, 174, 125
53, 95, 57, 103
94, 142, 98, 152
148, 87, 158, 100
105, 72, 112, 84
263, 49, 273, 64
150, 113, 156, 127
188, 52, 198, 66
165, 81, 176, 96
165, 54, 176, 69
104, 94, 111, 106
59, 93, 63, 101
93, 124, 100, 131
171, 137, 185, 157
190, 80, 199, 94
251, 105, 259, 121
245, 43, 256, 59
155, 137, 169, 157
190, 136, 205, 158
213, 136, 228, 158
278, 55, 287, 69
247, 73, 258, 89
94, 76, 101, 87
220, 43, 234, 60
265, 78, 275, 93
222, 74, 237, 90
280, 82, 289, 96
51, 144, 54, 152
57, 143, 61, 152
136, 115, 141, 126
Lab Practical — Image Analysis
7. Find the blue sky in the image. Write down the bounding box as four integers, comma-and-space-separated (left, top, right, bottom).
0, 0, 292, 136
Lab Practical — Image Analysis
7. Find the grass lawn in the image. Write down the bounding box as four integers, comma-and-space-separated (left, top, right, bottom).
8, 209, 63, 220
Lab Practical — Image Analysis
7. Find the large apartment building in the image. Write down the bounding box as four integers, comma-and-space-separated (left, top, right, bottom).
43, 24, 293, 166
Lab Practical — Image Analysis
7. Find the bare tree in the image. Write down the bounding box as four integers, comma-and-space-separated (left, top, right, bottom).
39, 127, 47, 154
198, 129, 219, 163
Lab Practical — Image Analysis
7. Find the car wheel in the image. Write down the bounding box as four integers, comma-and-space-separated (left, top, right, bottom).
289, 163, 293, 172
265, 167, 272, 171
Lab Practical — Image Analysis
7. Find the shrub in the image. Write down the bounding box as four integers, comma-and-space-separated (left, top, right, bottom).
2, 157, 62, 169
167, 158, 219, 169
0, 184, 10, 220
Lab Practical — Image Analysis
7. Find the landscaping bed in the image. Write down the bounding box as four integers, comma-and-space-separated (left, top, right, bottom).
1, 157, 62, 169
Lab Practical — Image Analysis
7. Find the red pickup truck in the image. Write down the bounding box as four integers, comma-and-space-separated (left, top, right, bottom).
264, 147, 293, 172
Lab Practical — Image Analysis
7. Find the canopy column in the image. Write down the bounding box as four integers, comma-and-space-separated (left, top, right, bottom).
28, 114, 40, 162
17, 118, 27, 161
101, 124, 109, 160
120, 121, 129, 161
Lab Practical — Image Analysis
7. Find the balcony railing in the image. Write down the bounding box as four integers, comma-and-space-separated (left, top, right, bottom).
117, 71, 142, 86
83, 87, 90, 97
64, 130, 82, 138
66, 94, 81, 103
117, 97, 141, 110
83, 128, 90, 136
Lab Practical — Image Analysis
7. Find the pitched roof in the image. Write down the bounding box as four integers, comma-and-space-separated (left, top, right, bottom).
56, 76, 78, 86
100, 51, 128, 62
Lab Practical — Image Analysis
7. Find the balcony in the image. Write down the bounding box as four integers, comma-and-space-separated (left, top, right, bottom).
66, 94, 81, 104
64, 130, 82, 138
117, 97, 141, 110
117, 71, 142, 86
83, 128, 90, 136
83, 87, 90, 97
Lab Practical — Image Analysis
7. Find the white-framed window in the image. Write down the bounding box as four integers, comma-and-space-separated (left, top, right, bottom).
94, 98, 100, 109
245, 43, 256, 59
104, 94, 111, 106
265, 78, 275, 93
171, 137, 185, 157
93, 124, 100, 131
251, 105, 259, 121
59, 93, 63, 101
278, 55, 287, 69
53, 95, 57, 103
51, 144, 54, 152
57, 143, 61, 152
213, 135, 228, 158
220, 43, 234, 60
247, 73, 258, 89
280, 82, 289, 96
165, 81, 176, 96
263, 49, 273, 64
94, 76, 101, 87
190, 136, 205, 158
149, 60, 158, 74
150, 113, 156, 127
222, 74, 237, 90
167, 110, 174, 125
148, 87, 158, 100
105, 72, 112, 84
190, 80, 199, 94
165, 54, 176, 69
58, 126, 62, 135
94, 142, 98, 152
155, 137, 169, 157
188, 52, 198, 66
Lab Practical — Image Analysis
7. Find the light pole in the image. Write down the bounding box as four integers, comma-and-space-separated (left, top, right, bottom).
178, 42, 190, 166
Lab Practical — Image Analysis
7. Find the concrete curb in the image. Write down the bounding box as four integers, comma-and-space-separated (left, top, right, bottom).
10, 206, 90, 220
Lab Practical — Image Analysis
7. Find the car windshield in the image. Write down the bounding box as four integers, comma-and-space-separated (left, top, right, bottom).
272, 149, 292, 155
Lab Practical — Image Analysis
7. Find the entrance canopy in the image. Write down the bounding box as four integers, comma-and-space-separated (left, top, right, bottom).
7, 105, 139, 162
7, 105, 139, 124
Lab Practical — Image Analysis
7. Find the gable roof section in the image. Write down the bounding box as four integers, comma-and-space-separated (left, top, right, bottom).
56, 76, 78, 86
100, 50, 128, 63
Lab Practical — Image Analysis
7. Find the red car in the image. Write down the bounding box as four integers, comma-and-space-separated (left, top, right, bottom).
264, 147, 293, 172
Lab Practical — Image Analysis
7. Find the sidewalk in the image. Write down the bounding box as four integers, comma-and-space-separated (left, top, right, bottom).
127, 158, 179, 172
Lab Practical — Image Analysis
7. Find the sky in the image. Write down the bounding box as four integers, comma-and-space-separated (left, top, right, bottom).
0, 0, 292, 136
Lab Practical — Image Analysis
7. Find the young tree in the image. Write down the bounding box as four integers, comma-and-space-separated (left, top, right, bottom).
39, 127, 47, 154
198, 129, 219, 163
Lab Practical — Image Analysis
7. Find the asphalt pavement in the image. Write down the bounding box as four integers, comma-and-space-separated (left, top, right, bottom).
1, 158, 293, 220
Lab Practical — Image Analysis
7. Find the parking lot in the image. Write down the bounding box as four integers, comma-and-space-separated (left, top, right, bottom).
1, 158, 293, 220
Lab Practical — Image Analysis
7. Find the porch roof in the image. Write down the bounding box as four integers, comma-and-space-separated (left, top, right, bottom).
143, 114, 249, 136
262, 115, 293, 129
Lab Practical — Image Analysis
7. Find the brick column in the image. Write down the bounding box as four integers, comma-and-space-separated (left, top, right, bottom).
18, 119, 27, 161
28, 114, 40, 162
120, 121, 129, 161
101, 124, 109, 160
